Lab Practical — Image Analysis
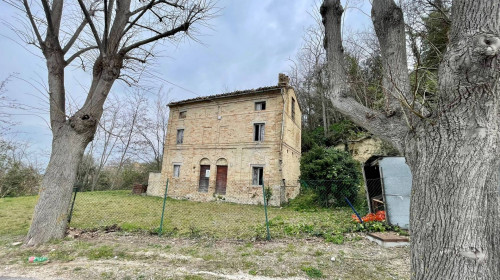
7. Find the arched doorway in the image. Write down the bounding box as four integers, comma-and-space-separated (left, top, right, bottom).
198, 158, 211, 193
215, 158, 228, 195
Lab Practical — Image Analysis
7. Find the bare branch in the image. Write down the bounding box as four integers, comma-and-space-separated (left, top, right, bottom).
40, 0, 54, 35
76, 0, 103, 54
132, 23, 163, 35
65, 46, 98, 66
122, 0, 156, 37
62, 19, 87, 54
120, 22, 189, 54
124, 55, 147, 64
21, 0, 45, 49
128, 0, 186, 16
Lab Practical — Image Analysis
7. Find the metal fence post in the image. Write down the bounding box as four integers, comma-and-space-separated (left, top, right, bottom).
262, 180, 271, 241
67, 187, 79, 223
159, 179, 169, 236
344, 197, 364, 224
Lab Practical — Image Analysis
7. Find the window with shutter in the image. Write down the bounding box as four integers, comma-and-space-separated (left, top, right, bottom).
176, 129, 184, 144
252, 166, 264, 185
254, 123, 265, 141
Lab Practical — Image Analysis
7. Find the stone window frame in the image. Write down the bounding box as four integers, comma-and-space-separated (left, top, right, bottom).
179, 110, 187, 119
176, 129, 184, 144
173, 164, 181, 177
291, 97, 296, 121
253, 122, 265, 142
254, 101, 266, 111
251, 164, 265, 186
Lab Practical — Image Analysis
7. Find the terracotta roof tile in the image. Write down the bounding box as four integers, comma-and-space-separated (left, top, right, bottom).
168, 85, 283, 106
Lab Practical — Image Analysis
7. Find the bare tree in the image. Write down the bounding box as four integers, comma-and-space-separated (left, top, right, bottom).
290, 13, 332, 133
110, 91, 146, 189
322, 0, 499, 278
90, 98, 124, 191
6, 0, 217, 245
133, 88, 170, 171
0, 75, 19, 134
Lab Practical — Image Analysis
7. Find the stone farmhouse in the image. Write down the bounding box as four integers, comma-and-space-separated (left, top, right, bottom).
147, 74, 301, 206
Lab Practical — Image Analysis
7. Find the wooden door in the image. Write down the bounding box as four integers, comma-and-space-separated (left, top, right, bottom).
198, 165, 210, 192
215, 166, 228, 195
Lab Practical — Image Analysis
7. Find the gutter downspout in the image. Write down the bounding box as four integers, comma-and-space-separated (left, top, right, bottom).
279, 87, 286, 204
279, 87, 286, 153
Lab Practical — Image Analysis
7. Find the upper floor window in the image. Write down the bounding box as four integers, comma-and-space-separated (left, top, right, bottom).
173, 165, 181, 177
179, 111, 187, 119
255, 101, 266, 111
291, 98, 296, 121
176, 129, 184, 144
254, 123, 265, 141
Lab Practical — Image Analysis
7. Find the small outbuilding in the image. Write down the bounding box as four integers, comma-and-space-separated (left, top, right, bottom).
362, 156, 412, 229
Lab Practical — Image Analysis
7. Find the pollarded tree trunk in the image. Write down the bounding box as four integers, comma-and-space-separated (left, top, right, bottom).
25, 125, 92, 245
25, 63, 115, 245
321, 0, 500, 278
18, 0, 213, 246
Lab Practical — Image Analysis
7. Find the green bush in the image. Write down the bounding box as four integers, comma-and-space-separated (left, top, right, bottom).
119, 168, 147, 189
286, 188, 320, 211
0, 162, 40, 197
300, 146, 361, 206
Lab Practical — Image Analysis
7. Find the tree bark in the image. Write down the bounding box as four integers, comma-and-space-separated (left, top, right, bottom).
25, 125, 90, 245
405, 119, 500, 279
321, 0, 500, 278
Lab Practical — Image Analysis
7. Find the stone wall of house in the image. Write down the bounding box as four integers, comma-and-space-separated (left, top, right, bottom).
280, 87, 302, 201
147, 86, 301, 206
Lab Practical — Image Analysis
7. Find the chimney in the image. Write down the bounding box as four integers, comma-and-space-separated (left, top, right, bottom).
278, 73, 289, 87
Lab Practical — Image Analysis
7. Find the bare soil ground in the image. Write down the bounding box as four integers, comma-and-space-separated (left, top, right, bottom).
1, 231, 409, 280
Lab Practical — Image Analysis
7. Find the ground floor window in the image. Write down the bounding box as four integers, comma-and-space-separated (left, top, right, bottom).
252, 166, 264, 185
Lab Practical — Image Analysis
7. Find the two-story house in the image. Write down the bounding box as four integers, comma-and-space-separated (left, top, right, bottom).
147, 74, 301, 206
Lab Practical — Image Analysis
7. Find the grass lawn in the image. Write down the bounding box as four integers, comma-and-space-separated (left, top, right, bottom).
0, 190, 356, 241
0, 192, 411, 279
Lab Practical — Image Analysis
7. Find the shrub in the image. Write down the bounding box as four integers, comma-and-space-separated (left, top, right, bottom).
300, 146, 361, 206
286, 188, 320, 211
264, 186, 272, 203
0, 162, 40, 197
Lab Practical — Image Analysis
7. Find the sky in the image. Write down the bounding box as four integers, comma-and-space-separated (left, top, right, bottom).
0, 0, 372, 167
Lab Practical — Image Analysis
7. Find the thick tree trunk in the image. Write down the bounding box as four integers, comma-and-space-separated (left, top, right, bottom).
321, 0, 500, 278
406, 118, 500, 279
25, 125, 90, 245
